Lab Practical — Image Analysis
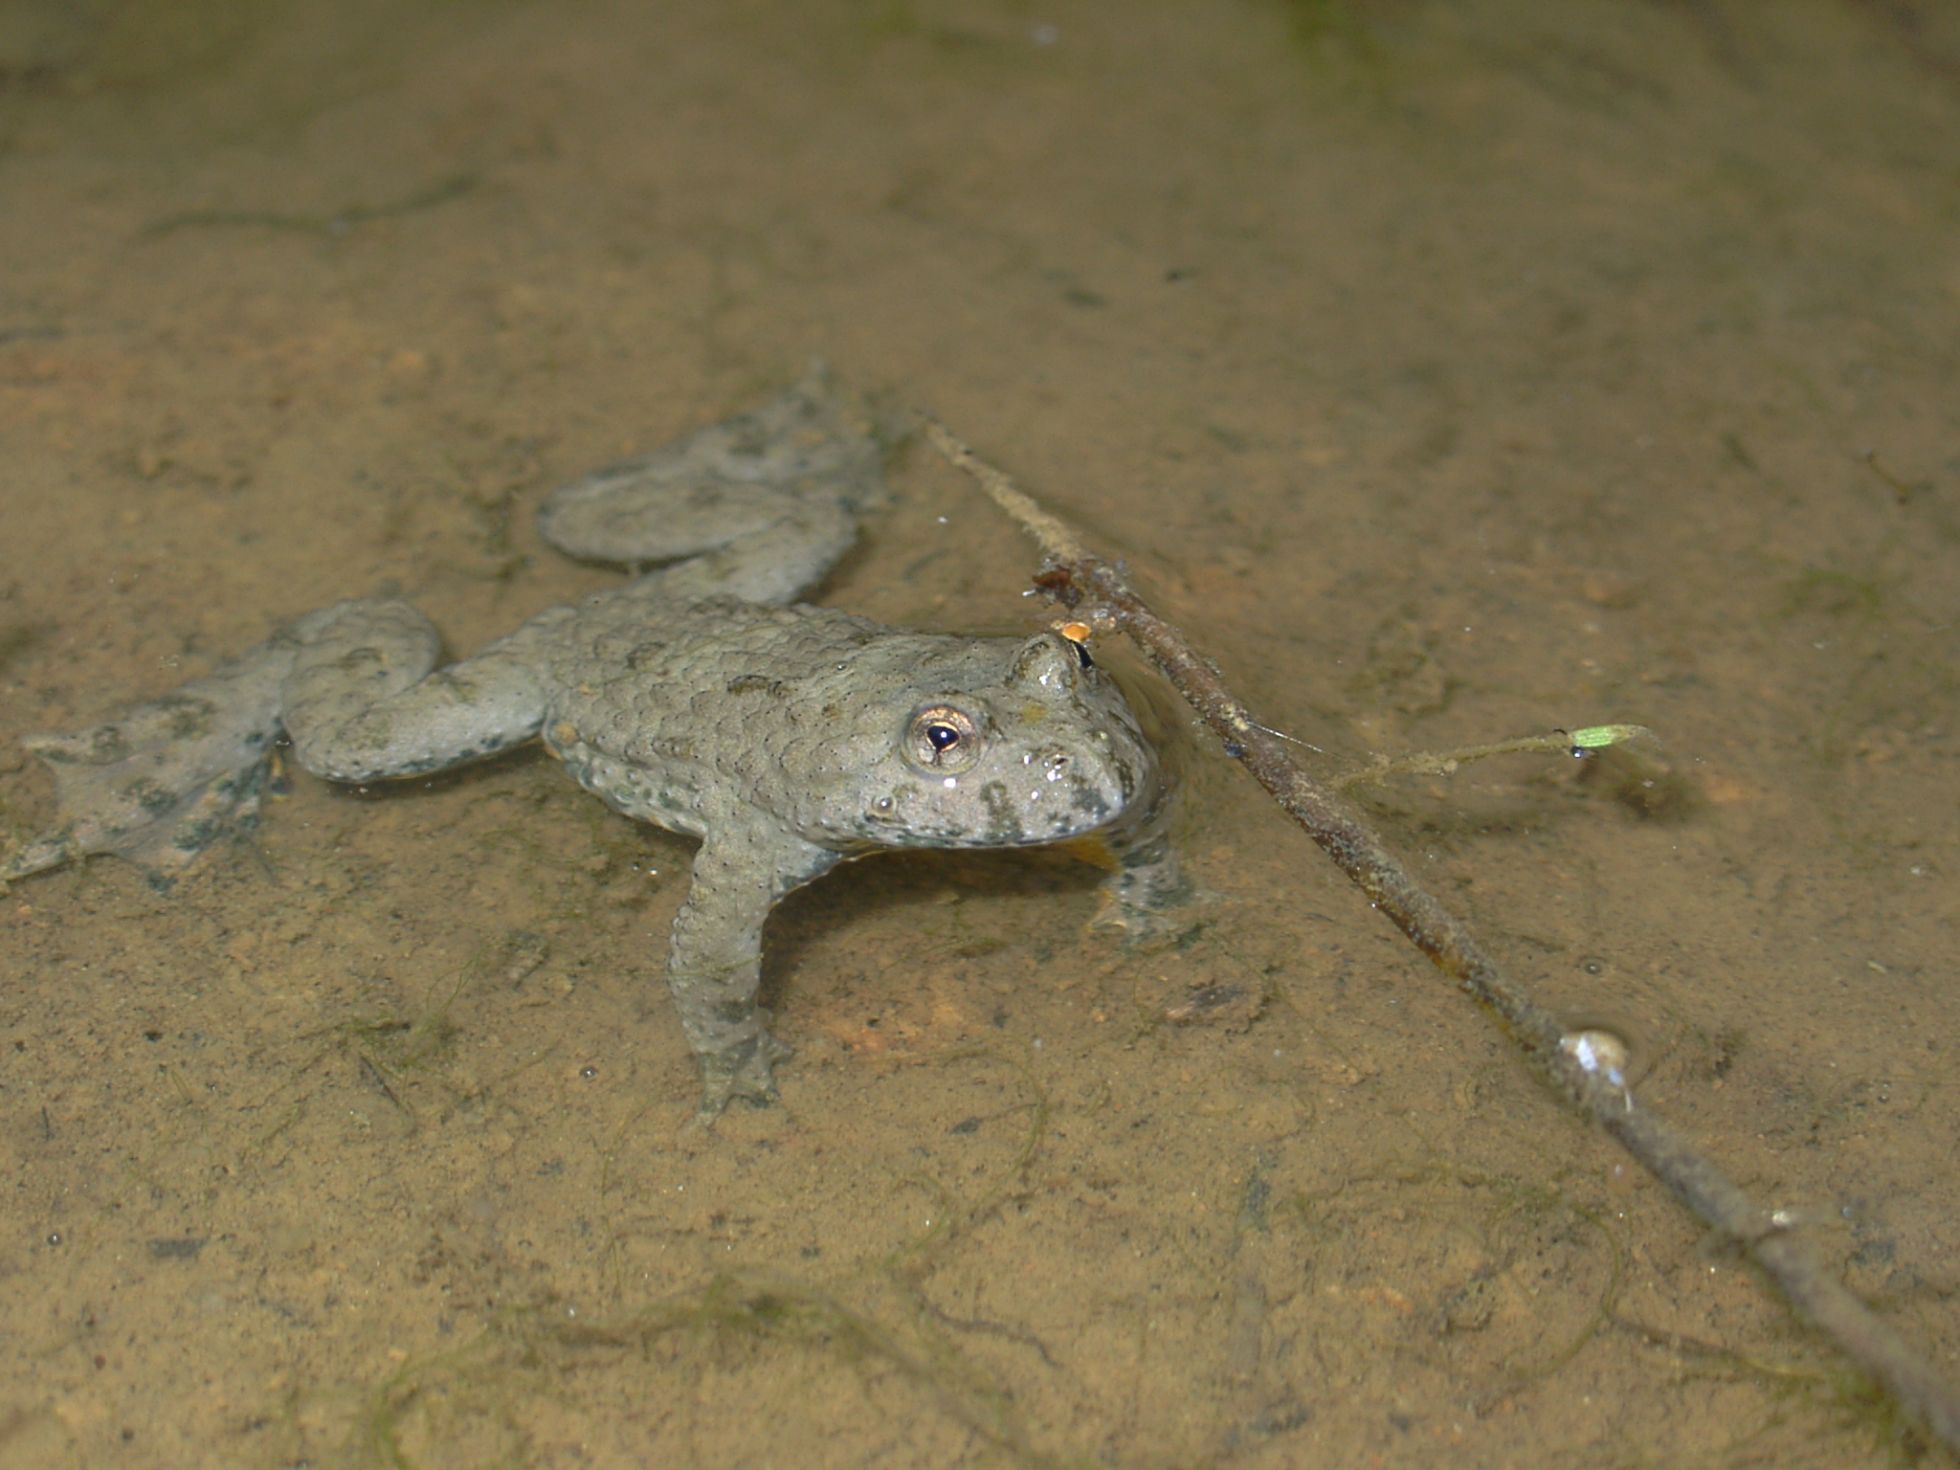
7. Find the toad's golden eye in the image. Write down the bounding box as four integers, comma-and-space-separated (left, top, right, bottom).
902, 704, 982, 775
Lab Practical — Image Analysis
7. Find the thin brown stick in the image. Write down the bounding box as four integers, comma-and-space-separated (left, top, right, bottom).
923, 416, 1960, 1455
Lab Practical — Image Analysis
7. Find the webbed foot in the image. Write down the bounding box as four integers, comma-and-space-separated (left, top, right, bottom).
1090, 883, 1208, 952
2, 648, 290, 885
694, 1032, 795, 1121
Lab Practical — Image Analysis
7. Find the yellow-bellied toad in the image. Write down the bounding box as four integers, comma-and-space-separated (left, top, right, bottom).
2, 370, 1184, 1113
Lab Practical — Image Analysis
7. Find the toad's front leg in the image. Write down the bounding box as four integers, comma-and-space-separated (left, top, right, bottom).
1088, 775, 1191, 942
664, 815, 839, 1117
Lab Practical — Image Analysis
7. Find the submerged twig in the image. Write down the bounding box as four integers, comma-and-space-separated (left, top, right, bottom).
922, 416, 1960, 1455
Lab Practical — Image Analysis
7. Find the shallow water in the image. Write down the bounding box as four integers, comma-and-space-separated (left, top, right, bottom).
2, 2, 1957, 1465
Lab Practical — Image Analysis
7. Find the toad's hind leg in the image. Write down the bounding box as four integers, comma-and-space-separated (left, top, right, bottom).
279, 599, 554, 783
3, 598, 552, 884
3, 636, 298, 883
536, 367, 887, 607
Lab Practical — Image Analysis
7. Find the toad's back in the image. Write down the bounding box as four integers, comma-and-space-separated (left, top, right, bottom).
539, 590, 1165, 857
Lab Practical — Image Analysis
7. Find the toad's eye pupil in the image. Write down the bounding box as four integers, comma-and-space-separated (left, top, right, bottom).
926, 723, 961, 751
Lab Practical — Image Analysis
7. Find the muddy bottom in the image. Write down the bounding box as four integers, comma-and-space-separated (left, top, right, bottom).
2, 2, 1957, 1466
